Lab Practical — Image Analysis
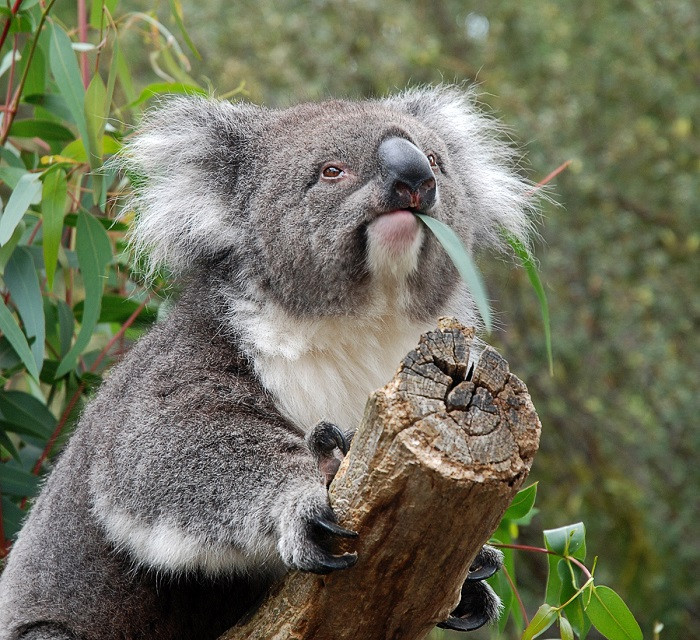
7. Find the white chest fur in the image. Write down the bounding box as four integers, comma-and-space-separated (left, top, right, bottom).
233, 299, 432, 433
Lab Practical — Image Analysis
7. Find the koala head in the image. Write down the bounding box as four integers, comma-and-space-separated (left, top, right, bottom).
122, 86, 534, 324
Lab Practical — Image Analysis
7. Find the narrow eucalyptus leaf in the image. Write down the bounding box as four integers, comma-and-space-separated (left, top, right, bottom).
48, 23, 89, 146
4, 247, 45, 373
0, 173, 42, 246
0, 300, 39, 381
55, 211, 112, 377
502, 229, 553, 374
503, 482, 538, 521
42, 168, 68, 290
0, 462, 40, 497
522, 604, 558, 640
414, 213, 492, 332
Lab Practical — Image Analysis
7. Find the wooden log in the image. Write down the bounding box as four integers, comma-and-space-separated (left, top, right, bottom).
221, 318, 541, 640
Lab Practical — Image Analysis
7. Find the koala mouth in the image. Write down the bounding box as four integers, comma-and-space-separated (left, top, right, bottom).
367, 209, 422, 256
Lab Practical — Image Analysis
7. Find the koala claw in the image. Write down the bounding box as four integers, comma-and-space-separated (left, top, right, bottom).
311, 514, 358, 538
466, 545, 503, 581
437, 612, 490, 632
307, 421, 349, 457
306, 551, 358, 575
437, 547, 504, 632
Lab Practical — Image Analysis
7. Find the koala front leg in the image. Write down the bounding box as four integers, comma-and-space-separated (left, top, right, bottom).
438, 546, 504, 632
89, 409, 358, 579
275, 421, 357, 574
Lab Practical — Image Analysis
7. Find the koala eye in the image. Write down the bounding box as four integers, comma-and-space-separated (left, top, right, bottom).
427, 153, 440, 170
321, 165, 345, 180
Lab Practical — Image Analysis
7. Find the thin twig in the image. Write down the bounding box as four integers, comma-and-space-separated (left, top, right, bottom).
493, 542, 593, 581
0, 0, 23, 53
526, 159, 572, 196
0, 0, 58, 147
502, 563, 529, 627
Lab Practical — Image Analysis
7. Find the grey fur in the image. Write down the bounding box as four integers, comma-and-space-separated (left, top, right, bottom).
0, 86, 533, 639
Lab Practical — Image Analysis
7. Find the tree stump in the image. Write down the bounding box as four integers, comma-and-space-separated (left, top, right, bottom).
221, 318, 541, 640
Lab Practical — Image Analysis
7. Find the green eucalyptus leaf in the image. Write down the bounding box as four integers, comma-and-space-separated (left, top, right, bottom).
84, 73, 107, 170
503, 482, 538, 521
559, 615, 575, 640
23, 94, 74, 123
48, 23, 89, 147
544, 522, 587, 560
56, 299, 74, 359
414, 213, 492, 332
89, 0, 118, 29
9, 119, 75, 141
0, 299, 39, 381
522, 603, 558, 640
17, 37, 46, 97
55, 211, 112, 377
585, 586, 642, 640
0, 462, 40, 497
502, 229, 553, 374
0, 172, 42, 246
4, 247, 45, 373
41, 167, 68, 290
0, 428, 21, 462
1, 495, 25, 539
0, 390, 56, 439
0, 222, 25, 273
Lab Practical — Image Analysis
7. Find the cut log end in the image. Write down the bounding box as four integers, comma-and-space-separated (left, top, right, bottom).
222, 320, 541, 640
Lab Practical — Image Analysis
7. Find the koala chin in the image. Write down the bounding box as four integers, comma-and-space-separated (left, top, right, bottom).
0, 86, 533, 640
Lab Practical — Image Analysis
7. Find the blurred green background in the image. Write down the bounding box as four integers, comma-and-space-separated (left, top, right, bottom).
119, 0, 700, 637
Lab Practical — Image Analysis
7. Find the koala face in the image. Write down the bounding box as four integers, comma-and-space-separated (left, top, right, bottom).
244, 101, 466, 319
123, 86, 532, 324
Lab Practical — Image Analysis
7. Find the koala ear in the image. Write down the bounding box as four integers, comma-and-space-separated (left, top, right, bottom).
120, 97, 267, 279
382, 85, 536, 251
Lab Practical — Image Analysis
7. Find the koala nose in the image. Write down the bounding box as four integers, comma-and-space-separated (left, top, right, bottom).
378, 137, 437, 212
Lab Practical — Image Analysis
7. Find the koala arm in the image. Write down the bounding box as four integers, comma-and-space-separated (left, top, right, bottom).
86, 318, 355, 577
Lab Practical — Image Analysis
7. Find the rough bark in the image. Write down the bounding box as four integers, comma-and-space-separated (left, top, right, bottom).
221, 318, 541, 640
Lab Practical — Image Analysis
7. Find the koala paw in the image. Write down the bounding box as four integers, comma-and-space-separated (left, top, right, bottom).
437, 546, 504, 632
306, 421, 350, 486
278, 485, 358, 575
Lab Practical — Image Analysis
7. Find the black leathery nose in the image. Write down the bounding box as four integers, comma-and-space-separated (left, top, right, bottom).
378, 137, 437, 212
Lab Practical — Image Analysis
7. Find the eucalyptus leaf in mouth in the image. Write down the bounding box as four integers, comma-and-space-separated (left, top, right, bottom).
413, 212, 493, 334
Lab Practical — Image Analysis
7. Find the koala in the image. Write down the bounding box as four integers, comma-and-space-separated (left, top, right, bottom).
0, 86, 533, 639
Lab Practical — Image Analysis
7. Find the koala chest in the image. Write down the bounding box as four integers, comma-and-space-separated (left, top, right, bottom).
241, 306, 431, 434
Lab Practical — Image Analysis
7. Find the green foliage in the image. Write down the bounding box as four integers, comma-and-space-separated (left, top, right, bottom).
490, 485, 643, 640
0, 0, 206, 555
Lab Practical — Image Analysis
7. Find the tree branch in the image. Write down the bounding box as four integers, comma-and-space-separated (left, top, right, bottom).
222, 318, 541, 640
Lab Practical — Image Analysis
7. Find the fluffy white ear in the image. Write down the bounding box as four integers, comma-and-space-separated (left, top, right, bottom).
382, 85, 537, 250
120, 97, 267, 279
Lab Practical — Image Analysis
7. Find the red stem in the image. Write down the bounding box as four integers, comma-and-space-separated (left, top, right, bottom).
0, 0, 23, 53
502, 563, 529, 626
493, 542, 593, 581
27, 218, 43, 245
527, 159, 573, 196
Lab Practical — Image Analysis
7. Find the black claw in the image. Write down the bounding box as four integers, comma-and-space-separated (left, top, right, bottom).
308, 421, 349, 456
467, 546, 503, 581
467, 561, 499, 582
311, 515, 358, 538
437, 612, 490, 632
306, 552, 358, 575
